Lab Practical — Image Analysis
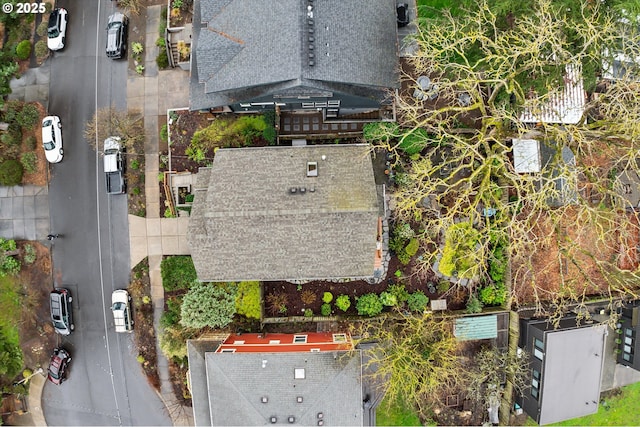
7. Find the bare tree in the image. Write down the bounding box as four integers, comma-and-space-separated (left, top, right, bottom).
367, 0, 640, 318
84, 107, 145, 153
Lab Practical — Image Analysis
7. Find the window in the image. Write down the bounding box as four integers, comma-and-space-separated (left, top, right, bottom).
310, 348, 320, 352
333, 333, 347, 343
269, 340, 280, 345
531, 369, 540, 400
233, 340, 245, 345
220, 348, 236, 353
625, 328, 633, 337
534, 338, 544, 361
302, 102, 314, 108
294, 335, 307, 343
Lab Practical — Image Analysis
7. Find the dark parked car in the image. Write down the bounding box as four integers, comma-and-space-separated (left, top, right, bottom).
397, 3, 410, 27
47, 348, 71, 385
50, 288, 74, 335
106, 12, 128, 59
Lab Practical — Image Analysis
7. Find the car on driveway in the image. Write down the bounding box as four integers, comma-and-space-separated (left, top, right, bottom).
47, 8, 68, 51
111, 289, 133, 332
50, 288, 73, 335
47, 348, 71, 385
106, 13, 128, 59
42, 116, 63, 163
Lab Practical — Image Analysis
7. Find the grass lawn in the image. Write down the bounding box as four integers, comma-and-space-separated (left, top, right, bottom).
549, 382, 640, 426
376, 394, 423, 426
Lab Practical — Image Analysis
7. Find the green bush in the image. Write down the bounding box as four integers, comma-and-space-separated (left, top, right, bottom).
438, 222, 481, 279
185, 194, 194, 203
322, 291, 333, 304
156, 37, 166, 47
35, 40, 48, 58
407, 291, 429, 312
356, 293, 383, 317
22, 243, 36, 264
362, 121, 399, 143
479, 283, 507, 306
20, 152, 37, 173
398, 128, 429, 155
335, 295, 351, 312
304, 308, 313, 317
0, 160, 23, 185
389, 235, 407, 253
25, 135, 37, 150
235, 281, 261, 319
379, 291, 397, 307
160, 124, 168, 142
437, 280, 451, 293
387, 283, 409, 304
160, 256, 197, 291
160, 297, 182, 328
262, 126, 276, 144
36, 20, 48, 37
180, 282, 237, 329
397, 249, 411, 265
157, 50, 169, 69
1, 255, 20, 276
15, 40, 31, 60
321, 303, 332, 316
393, 223, 415, 240
404, 238, 419, 257
0, 325, 23, 378
465, 295, 483, 314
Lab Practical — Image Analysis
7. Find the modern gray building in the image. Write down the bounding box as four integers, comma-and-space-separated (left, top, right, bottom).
187, 144, 381, 282
190, 0, 400, 117
517, 316, 608, 425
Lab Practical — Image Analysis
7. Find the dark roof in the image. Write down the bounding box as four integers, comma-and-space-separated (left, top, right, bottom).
190, 0, 399, 109
187, 343, 364, 426
187, 145, 380, 282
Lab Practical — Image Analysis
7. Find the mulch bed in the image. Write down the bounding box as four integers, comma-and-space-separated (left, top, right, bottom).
130, 258, 161, 391
262, 255, 445, 318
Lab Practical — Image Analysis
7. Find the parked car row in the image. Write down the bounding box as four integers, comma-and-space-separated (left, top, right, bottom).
47, 288, 133, 385
42, 9, 129, 164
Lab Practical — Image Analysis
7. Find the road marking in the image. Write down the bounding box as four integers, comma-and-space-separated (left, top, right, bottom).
94, 1, 122, 426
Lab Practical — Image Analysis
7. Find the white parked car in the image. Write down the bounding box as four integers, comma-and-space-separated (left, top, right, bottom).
42, 116, 63, 163
47, 8, 68, 51
111, 290, 134, 333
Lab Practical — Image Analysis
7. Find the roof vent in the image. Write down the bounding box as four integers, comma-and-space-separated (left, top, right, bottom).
317, 412, 324, 419
308, 18, 314, 26
262, 359, 268, 368
308, 27, 314, 34
289, 187, 297, 194
317, 421, 324, 426
297, 396, 303, 403
270, 416, 277, 424
262, 396, 269, 403
309, 44, 314, 50
309, 60, 315, 66
299, 187, 306, 194
288, 416, 295, 424
294, 368, 305, 379
309, 187, 315, 193
308, 53, 315, 59
309, 36, 314, 42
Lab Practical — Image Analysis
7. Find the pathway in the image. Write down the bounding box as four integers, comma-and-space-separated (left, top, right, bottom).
126, 5, 193, 426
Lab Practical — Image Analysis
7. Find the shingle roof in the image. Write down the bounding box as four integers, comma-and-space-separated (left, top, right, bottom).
204, 351, 363, 426
187, 145, 379, 282
190, 0, 399, 109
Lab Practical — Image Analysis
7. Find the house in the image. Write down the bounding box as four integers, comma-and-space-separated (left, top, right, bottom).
616, 301, 640, 370
186, 332, 371, 426
517, 316, 607, 425
187, 144, 382, 282
511, 138, 577, 207
189, 0, 399, 118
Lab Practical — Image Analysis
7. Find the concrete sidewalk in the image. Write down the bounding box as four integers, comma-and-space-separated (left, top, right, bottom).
126, 4, 193, 426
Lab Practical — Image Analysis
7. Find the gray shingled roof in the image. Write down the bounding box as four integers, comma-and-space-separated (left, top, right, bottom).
204, 351, 363, 426
187, 145, 379, 282
190, 0, 399, 110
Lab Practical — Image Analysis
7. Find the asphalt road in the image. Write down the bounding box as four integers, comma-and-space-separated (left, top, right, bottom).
41, 1, 171, 425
